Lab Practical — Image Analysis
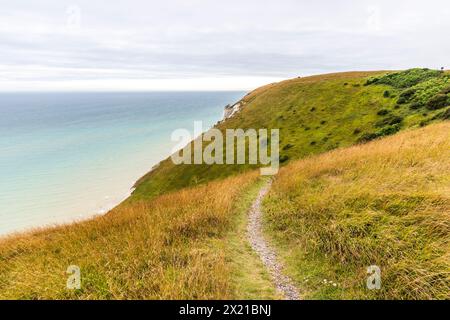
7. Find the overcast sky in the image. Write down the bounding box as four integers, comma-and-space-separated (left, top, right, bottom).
1, 0, 449, 91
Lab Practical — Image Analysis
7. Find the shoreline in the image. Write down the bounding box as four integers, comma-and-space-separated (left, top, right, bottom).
0, 115, 229, 240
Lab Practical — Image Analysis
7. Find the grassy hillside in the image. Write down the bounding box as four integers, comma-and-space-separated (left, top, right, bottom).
133, 69, 450, 199
0, 172, 277, 299
264, 122, 450, 299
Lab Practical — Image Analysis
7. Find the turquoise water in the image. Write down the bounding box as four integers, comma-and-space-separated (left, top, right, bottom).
0, 91, 244, 236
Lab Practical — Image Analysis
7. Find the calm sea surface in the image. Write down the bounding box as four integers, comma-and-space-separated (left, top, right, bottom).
0, 91, 244, 235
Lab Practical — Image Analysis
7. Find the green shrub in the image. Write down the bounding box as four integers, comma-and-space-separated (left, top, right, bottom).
410, 102, 423, 110
426, 94, 449, 110
365, 68, 442, 89
357, 123, 402, 143
397, 97, 407, 104
399, 88, 416, 102
279, 155, 289, 163
383, 90, 391, 98
441, 86, 450, 94
419, 120, 430, 127
353, 128, 361, 135
282, 143, 294, 150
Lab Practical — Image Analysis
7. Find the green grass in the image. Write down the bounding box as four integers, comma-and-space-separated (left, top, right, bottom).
133, 70, 448, 199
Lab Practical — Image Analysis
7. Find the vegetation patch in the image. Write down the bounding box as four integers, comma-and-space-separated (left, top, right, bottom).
134, 71, 447, 199
375, 115, 403, 128
376, 109, 390, 116
427, 94, 450, 110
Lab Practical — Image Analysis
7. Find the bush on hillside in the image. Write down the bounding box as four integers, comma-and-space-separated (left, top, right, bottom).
399, 88, 416, 102
358, 123, 402, 143
420, 120, 431, 127
410, 76, 450, 105
442, 108, 450, 119
376, 124, 402, 137
397, 97, 407, 104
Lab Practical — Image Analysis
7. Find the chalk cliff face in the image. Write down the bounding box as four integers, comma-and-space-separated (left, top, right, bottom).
223, 102, 243, 120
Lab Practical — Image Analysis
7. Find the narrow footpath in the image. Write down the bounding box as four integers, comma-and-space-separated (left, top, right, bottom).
247, 180, 300, 300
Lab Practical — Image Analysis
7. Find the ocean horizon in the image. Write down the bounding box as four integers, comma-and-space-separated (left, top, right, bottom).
0, 91, 245, 236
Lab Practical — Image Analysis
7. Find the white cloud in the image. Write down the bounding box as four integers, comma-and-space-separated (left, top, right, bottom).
0, 0, 449, 91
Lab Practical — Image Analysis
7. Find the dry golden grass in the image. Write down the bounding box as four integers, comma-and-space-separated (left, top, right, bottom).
264, 122, 450, 299
0, 172, 262, 299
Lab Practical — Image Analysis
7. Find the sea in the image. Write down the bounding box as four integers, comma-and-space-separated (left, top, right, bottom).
0, 91, 244, 236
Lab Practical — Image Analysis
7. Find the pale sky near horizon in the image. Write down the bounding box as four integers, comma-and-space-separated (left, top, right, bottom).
1, 0, 449, 91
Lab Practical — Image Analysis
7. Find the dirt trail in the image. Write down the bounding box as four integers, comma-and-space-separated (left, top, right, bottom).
247, 180, 300, 300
